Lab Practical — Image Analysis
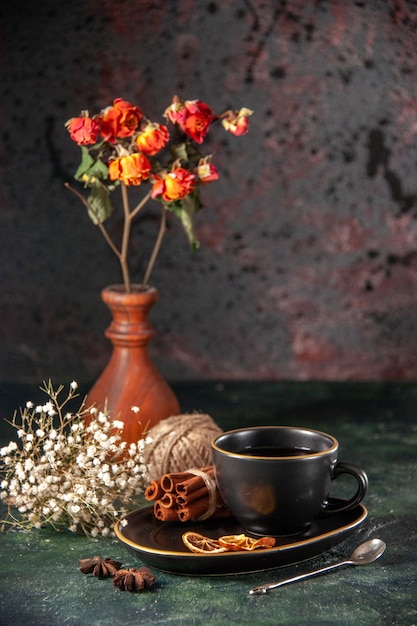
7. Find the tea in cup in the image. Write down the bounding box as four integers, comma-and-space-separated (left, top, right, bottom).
211, 426, 368, 536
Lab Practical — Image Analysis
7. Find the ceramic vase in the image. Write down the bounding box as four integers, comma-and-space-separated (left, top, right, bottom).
85, 284, 180, 445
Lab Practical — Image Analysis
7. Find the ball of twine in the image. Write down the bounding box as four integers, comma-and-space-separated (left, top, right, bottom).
142, 413, 223, 481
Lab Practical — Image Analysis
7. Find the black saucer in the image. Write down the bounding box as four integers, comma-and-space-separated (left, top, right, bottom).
114, 499, 367, 576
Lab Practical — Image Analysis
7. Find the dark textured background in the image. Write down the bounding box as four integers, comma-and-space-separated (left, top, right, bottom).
2, 0, 417, 384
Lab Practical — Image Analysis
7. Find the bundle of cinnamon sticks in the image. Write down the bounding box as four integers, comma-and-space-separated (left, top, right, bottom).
144, 465, 230, 522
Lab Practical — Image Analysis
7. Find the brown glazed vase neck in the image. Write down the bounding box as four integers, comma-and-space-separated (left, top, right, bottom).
102, 285, 159, 347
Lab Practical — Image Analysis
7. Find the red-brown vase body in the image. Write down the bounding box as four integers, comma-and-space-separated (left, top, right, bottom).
85, 285, 180, 444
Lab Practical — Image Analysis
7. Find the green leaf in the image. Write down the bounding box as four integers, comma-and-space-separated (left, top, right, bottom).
164, 193, 201, 249
74, 147, 109, 183
74, 147, 95, 180
86, 184, 114, 224
170, 141, 202, 167
170, 142, 189, 163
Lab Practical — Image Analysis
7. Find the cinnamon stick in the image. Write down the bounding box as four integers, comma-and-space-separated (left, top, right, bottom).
178, 503, 230, 522
160, 471, 192, 493
175, 467, 214, 496
145, 480, 164, 501
153, 501, 180, 522
177, 499, 211, 522
159, 492, 176, 508
176, 486, 208, 506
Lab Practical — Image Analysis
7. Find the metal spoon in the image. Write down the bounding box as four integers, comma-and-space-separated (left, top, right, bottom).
249, 538, 386, 595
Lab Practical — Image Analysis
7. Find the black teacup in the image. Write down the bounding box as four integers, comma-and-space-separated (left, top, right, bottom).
211, 426, 368, 536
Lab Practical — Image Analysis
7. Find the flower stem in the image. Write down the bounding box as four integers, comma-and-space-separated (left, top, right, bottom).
120, 183, 132, 293
131, 189, 153, 220
64, 183, 121, 260
141, 206, 167, 289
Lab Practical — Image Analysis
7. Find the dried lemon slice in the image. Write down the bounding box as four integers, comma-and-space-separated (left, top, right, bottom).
182, 531, 276, 553
182, 531, 228, 554
218, 534, 276, 551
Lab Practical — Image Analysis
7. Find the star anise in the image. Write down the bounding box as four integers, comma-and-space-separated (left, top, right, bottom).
113, 566, 156, 592
79, 556, 122, 578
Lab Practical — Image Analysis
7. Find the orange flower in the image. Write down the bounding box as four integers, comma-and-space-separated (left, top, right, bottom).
100, 98, 143, 143
196, 156, 219, 184
221, 107, 253, 136
136, 122, 170, 156
66, 116, 100, 145
152, 167, 196, 202
108, 153, 152, 186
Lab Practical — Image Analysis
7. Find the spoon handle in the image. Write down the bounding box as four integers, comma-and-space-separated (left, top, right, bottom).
249, 559, 353, 595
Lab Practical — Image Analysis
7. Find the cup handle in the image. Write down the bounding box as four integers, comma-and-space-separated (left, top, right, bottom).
323, 461, 368, 514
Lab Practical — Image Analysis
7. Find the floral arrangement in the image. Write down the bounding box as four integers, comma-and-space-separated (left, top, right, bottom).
65, 96, 252, 292
0, 381, 151, 537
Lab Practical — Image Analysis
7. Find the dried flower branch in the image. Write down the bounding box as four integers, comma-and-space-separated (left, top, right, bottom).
0, 381, 152, 537
65, 96, 253, 292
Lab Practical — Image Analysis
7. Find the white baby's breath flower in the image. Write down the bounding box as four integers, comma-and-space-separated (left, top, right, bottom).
131, 405, 140, 413
24, 458, 34, 471
0, 381, 146, 537
76, 453, 86, 466
97, 412, 107, 424
70, 381, 78, 390
94, 431, 108, 443
86, 445, 97, 458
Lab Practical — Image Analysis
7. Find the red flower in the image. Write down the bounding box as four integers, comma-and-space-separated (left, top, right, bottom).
108, 153, 152, 186
221, 107, 253, 136
100, 98, 143, 143
182, 100, 215, 143
196, 157, 219, 184
152, 167, 196, 202
164, 97, 187, 126
66, 116, 100, 145
136, 122, 170, 156
164, 97, 214, 144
